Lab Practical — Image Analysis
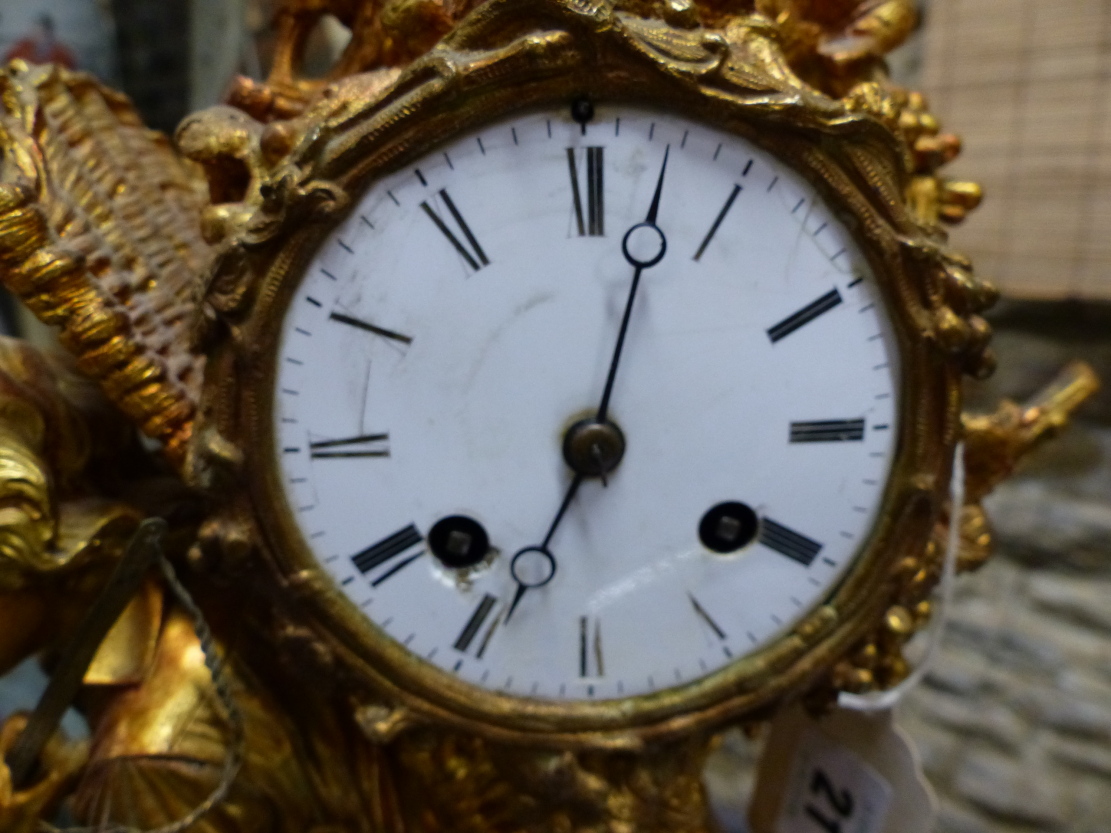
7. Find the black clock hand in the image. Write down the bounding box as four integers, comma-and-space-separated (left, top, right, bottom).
643, 144, 670, 226
542, 473, 585, 549
595, 145, 670, 423
507, 148, 670, 623
505, 472, 584, 623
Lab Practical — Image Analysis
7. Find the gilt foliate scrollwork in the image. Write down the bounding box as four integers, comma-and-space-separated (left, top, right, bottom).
823, 362, 1100, 696
185, 0, 986, 356
0, 0, 1042, 744
0, 1, 1097, 831
173, 0, 1010, 747
0, 62, 212, 467
224, 0, 921, 121
0, 338, 140, 595
0, 714, 86, 833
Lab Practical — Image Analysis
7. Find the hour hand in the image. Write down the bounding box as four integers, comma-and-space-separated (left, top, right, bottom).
505, 582, 528, 624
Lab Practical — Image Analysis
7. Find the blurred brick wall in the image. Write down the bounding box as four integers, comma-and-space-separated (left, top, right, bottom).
109, 0, 190, 134
920, 0, 1111, 299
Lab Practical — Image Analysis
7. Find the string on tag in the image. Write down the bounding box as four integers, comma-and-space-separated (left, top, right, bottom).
838, 441, 965, 712
41, 543, 243, 833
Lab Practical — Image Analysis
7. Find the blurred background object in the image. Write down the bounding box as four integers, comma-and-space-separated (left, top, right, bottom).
109, 0, 189, 133
0, 1, 118, 84
921, 0, 1110, 300
895, 6, 1111, 818
190, 0, 249, 111
4, 13, 76, 69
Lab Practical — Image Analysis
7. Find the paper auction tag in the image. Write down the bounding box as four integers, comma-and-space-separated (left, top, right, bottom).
777, 723, 891, 833
748, 704, 935, 833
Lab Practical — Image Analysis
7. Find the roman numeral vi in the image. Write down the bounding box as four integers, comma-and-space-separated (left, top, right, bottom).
579, 616, 604, 677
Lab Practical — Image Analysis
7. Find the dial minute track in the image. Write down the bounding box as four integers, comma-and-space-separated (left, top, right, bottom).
273, 106, 907, 703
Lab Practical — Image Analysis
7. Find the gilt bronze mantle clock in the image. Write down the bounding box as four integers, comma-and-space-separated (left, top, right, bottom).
0, 1, 1097, 831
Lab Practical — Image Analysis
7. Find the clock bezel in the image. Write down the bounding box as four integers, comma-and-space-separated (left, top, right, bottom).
230, 5, 962, 747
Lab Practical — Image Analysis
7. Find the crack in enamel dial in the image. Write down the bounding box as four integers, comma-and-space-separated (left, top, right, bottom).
272, 103, 901, 703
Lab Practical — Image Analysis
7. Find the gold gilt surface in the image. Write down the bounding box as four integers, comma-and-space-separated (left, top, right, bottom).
196, 0, 993, 746
0, 1, 1098, 831
0, 64, 212, 467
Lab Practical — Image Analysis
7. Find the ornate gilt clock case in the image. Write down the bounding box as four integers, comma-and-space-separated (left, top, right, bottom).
0, 1, 1095, 831
188, 0, 989, 748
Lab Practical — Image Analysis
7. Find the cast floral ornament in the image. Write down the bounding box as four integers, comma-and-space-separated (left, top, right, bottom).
185, 0, 990, 383
181, 0, 1070, 752
0, 1, 1097, 831
0, 714, 86, 832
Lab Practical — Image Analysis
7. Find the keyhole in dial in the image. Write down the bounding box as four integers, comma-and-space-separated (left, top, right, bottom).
699, 502, 758, 554
429, 515, 490, 568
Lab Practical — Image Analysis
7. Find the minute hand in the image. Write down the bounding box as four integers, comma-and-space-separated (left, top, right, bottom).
595, 145, 670, 423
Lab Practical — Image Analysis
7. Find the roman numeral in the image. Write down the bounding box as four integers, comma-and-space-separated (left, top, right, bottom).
693, 183, 741, 261
689, 593, 726, 640
454, 593, 499, 655
767, 289, 843, 343
789, 419, 865, 443
579, 616, 604, 677
329, 312, 412, 344
759, 518, 823, 567
310, 433, 390, 458
351, 524, 424, 585
421, 189, 489, 271
567, 147, 604, 236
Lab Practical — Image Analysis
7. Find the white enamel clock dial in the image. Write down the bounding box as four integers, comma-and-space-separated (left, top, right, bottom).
272, 104, 901, 702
